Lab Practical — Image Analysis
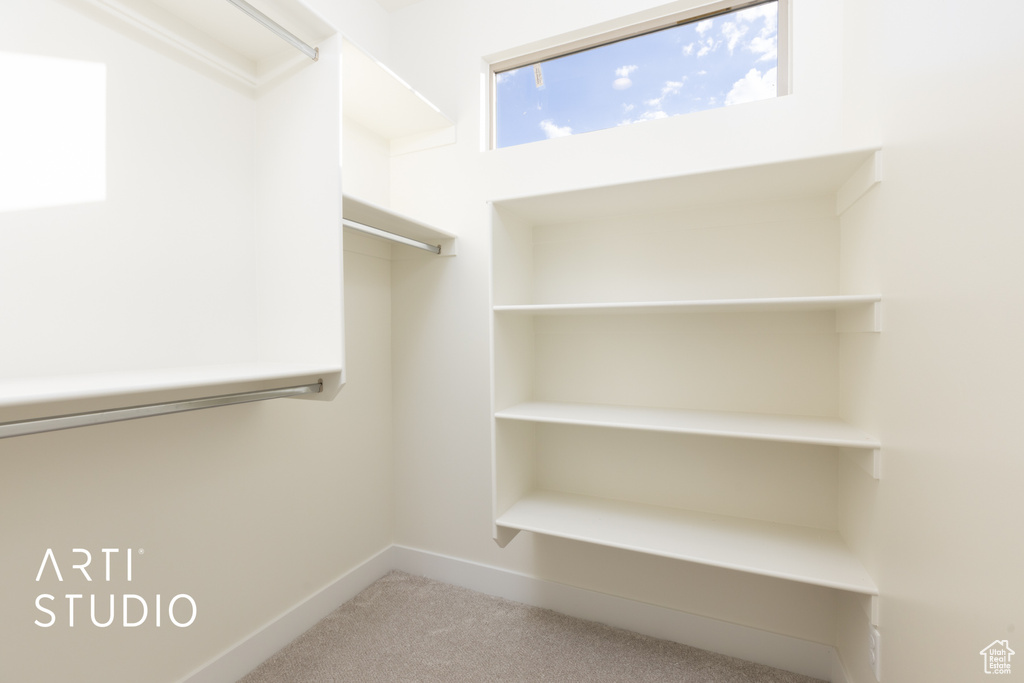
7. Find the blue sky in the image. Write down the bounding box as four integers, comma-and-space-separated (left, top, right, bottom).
495, 1, 778, 148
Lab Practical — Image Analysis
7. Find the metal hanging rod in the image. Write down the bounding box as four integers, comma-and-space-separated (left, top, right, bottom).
0, 381, 322, 440
226, 0, 319, 62
342, 218, 442, 254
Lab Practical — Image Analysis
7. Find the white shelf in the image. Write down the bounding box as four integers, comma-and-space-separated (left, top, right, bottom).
490, 148, 883, 594
495, 401, 880, 450
81, 0, 333, 89
494, 295, 881, 316
342, 40, 455, 155
343, 195, 457, 254
497, 491, 877, 595
491, 148, 881, 224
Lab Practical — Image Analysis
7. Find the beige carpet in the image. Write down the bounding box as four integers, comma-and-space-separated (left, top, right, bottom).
238, 571, 825, 682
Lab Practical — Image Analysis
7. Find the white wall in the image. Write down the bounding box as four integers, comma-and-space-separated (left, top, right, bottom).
343, 117, 392, 206
0, 2, 258, 379
5, 0, 1022, 680
0, 246, 393, 683
837, 0, 1024, 680
0, 0, 394, 681
386, 0, 1024, 681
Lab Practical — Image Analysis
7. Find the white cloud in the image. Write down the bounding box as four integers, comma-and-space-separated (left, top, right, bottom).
663, 80, 685, 95
618, 109, 670, 127
737, 3, 778, 61
721, 21, 748, 53
737, 3, 777, 31
682, 42, 695, 56
623, 103, 635, 113
698, 70, 708, 76
696, 36, 718, 57
747, 33, 777, 61
612, 65, 638, 90
539, 119, 572, 138
643, 79, 686, 110
696, 19, 713, 35
725, 67, 777, 106
495, 69, 518, 85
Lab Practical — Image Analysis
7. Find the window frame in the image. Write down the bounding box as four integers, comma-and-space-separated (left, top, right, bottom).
488, 0, 790, 149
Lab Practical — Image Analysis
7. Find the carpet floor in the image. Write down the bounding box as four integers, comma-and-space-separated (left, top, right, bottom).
238, 571, 826, 682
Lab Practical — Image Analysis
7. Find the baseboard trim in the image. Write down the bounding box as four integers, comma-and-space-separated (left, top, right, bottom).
832, 648, 854, 683
180, 543, 839, 682
178, 545, 396, 683
391, 545, 835, 681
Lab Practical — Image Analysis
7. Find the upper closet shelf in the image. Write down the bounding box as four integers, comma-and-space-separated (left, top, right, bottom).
343, 195, 457, 256
494, 295, 881, 316
491, 148, 882, 224
343, 40, 455, 155
496, 401, 880, 451
82, 0, 335, 89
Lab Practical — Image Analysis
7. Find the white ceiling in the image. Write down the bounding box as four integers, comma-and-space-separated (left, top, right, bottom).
374, 0, 423, 11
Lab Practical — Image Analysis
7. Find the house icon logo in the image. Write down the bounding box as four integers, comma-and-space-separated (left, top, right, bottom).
980, 640, 1014, 674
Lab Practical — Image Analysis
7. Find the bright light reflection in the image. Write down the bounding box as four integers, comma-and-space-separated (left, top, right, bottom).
0, 52, 106, 213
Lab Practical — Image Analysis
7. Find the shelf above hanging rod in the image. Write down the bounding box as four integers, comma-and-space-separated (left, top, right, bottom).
226, 0, 319, 61
342, 218, 442, 254
0, 381, 322, 440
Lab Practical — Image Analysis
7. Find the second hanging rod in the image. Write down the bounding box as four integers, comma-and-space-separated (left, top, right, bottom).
342, 218, 443, 254
226, 0, 319, 62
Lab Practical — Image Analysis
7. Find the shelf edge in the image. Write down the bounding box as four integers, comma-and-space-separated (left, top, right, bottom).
497, 492, 878, 595
494, 294, 883, 315
495, 403, 881, 450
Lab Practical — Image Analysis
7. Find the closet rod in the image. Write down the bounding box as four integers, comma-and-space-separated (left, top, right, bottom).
226, 0, 319, 61
0, 381, 322, 440
342, 218, 442, 254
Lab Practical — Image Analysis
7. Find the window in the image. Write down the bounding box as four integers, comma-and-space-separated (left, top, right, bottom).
0, 52, 106, 212
491, 0, 785, 149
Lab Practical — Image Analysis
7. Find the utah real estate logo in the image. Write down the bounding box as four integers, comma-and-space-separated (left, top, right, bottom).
980, 640, 1014, 675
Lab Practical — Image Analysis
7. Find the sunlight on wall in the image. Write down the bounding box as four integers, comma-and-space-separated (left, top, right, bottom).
0, 52, 106, 213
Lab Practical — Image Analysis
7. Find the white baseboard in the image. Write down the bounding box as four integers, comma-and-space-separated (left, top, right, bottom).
178, 545, 395, 683
181, 543, 838, 682
832, 648, 854, 683
390, 545, 836, 681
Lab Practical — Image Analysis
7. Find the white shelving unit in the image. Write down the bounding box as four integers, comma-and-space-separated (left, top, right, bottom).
342, 40, 455, 156
0, 0, 344, 426
490, 148, 882, 595
339, 41, 456, 257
